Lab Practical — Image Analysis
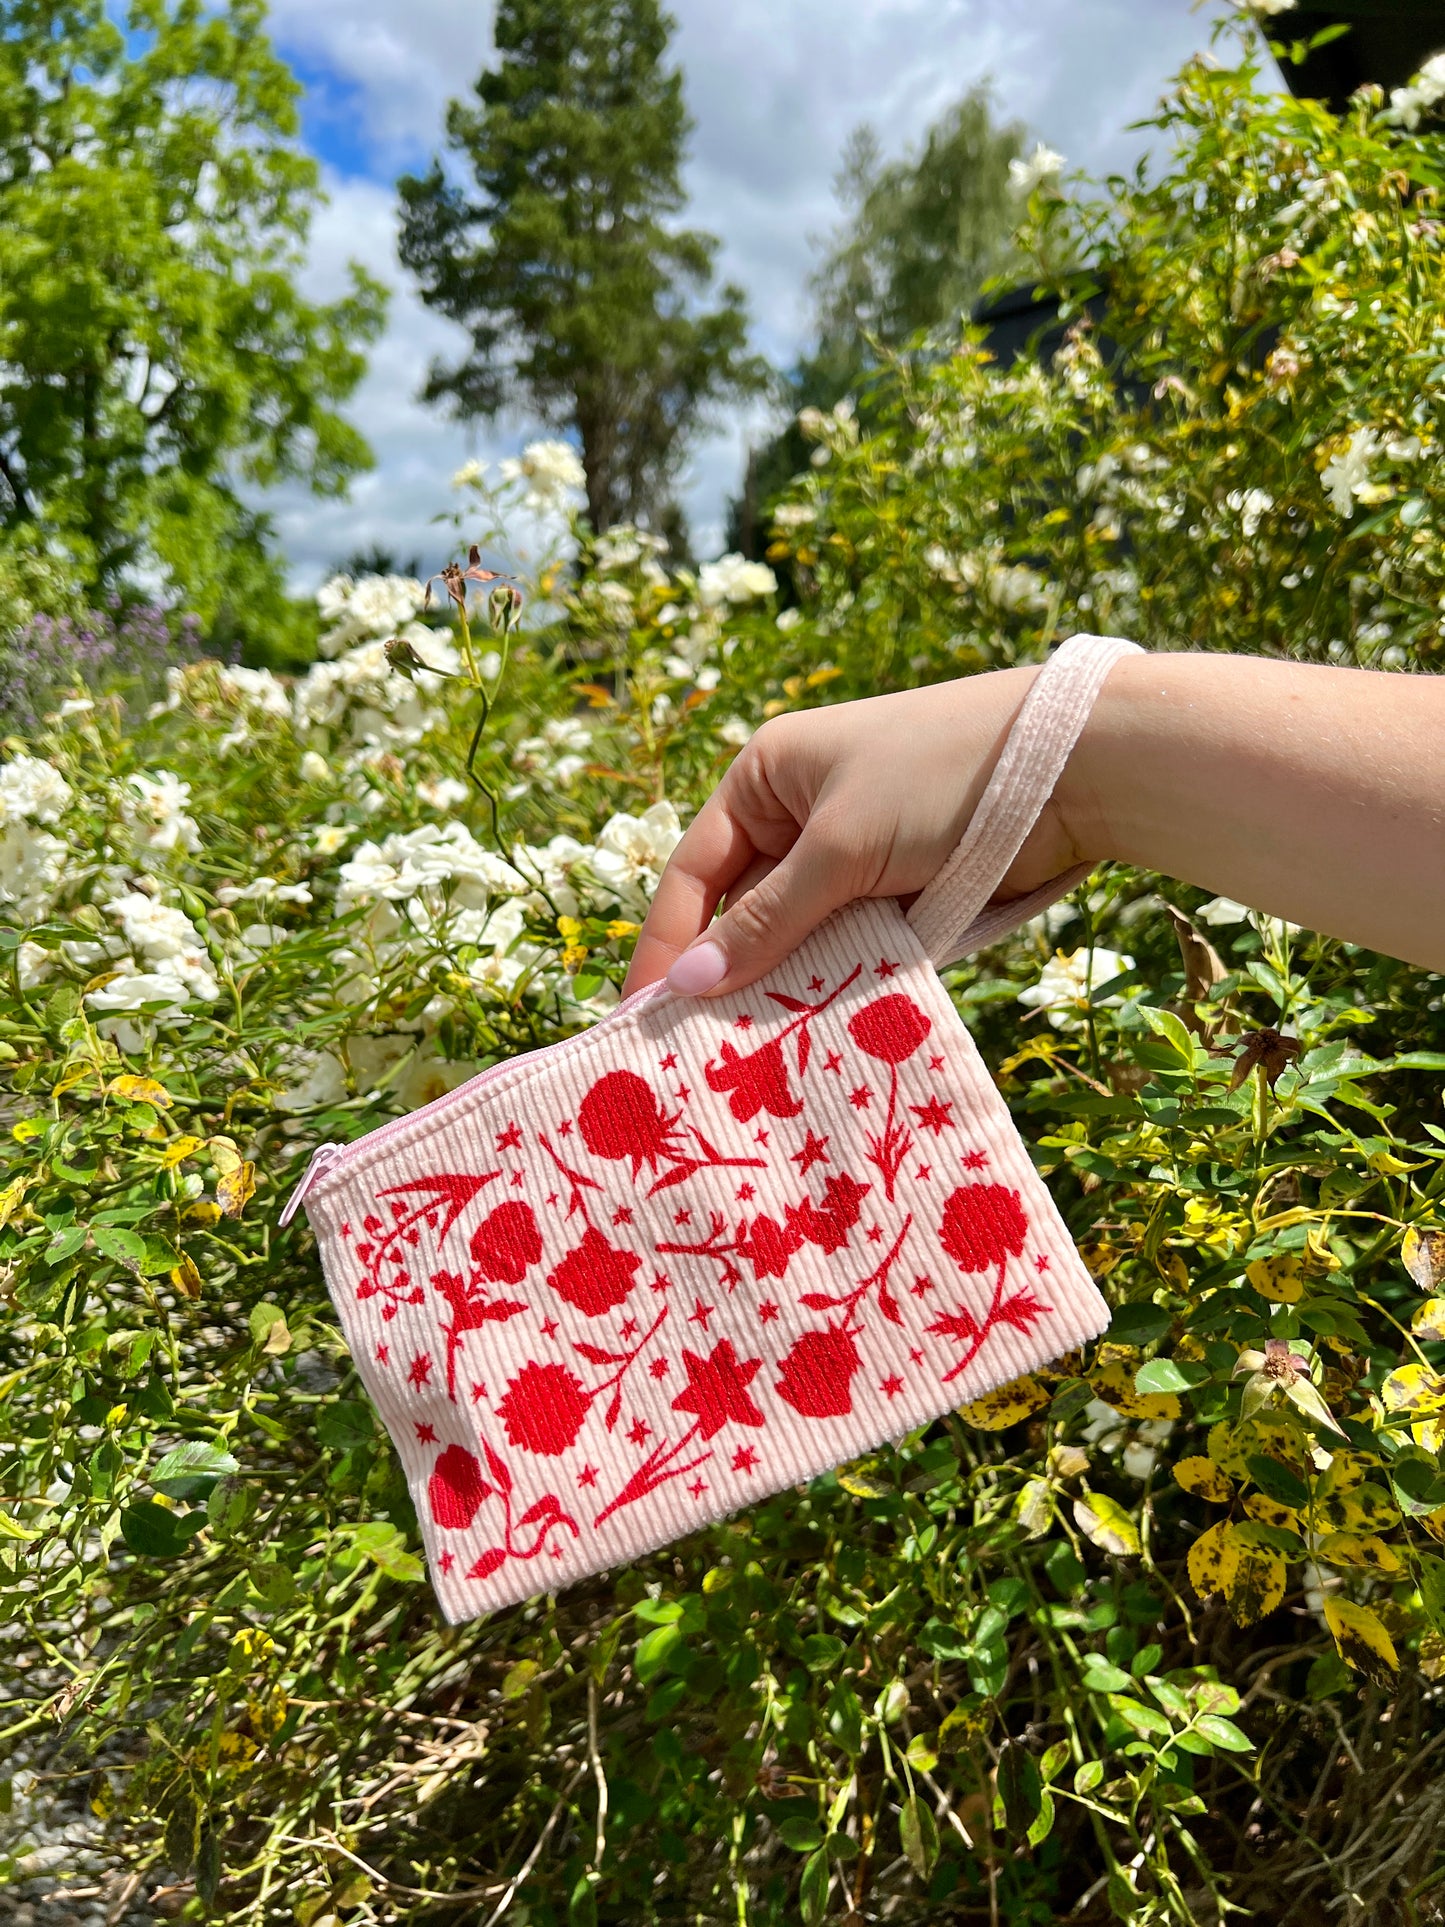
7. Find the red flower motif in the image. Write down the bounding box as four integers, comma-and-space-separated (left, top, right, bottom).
669, 1339, 766, 1439
775, 1326, 862, 1420
787, 1172, 871, 1254
847, 993, 931, 1066
546, 1223, 642, 1316
469, 1199, 543, 1283
496, 1360, 591, 1456
939, 1183, 1029, 1275
428, 1444, 489, 1530
578, 1069, 680, 1178
734, 1213, 804, 1280
704, 1035, 802, 1122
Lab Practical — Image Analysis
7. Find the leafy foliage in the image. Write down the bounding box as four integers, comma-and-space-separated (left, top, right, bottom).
4, 27, 1445, 1927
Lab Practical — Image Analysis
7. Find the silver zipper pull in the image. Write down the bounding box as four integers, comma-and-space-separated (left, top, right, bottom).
279, 1142, 346, 1227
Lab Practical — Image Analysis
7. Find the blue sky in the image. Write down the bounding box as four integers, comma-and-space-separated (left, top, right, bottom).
260, 0, 1260, 589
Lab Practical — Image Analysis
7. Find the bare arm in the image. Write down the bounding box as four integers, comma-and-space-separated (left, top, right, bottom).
624, 651, 1445, 997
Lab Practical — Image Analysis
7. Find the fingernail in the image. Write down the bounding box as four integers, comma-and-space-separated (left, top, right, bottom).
666, 940, 727, 995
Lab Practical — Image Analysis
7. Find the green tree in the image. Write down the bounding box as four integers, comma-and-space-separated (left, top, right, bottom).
0, 0, 386, 623
398, 0, 762, 534
732, 85, 1025, 552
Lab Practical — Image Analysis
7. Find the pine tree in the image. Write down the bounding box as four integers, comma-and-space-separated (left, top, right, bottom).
398, 0, 763, 534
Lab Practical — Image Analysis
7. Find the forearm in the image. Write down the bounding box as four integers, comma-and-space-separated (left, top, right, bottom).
1059, 651, 1445, 972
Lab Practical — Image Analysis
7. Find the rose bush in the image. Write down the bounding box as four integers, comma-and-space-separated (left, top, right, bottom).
4, 25, 1445, 1927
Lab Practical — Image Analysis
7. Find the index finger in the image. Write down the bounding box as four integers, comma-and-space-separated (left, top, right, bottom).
623, 785, 761, 993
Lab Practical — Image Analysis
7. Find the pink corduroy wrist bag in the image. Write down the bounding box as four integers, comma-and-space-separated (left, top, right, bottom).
283, 631, 1142, 1623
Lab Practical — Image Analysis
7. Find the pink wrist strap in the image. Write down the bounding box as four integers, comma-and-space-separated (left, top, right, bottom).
905, 632, 1143, 970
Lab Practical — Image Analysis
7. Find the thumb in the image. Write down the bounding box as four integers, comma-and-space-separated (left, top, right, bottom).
664, 825, 859, 997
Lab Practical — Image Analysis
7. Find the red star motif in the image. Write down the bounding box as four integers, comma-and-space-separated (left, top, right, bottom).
758, 1300, 779, 1323
407, 1352, 432, 1390
674, 1208, 691, 1227
735, 1013, 754, 1029
659, 1052, 678, 1071
496, 1122, 523, 1151
866, 1224, 884, 1243
732, 1444, 760, 1473
539, 1316, 559, 1340
916, 1165, 932, 1182
874, 959, 897, 978
823, 1051, 843, 1075
962, 1149, 989, 1170
650, 1272, 672, 1293
849, 1085, 872, 1110
577, 1464, 599, 1488
736, 1182, 756, 1202
676, 1083, 691, 1102
546, 1192, 559, 1206
880, 1373, 905, 1398
612, 1205, 634, 1226
341, 1222, 352, 1238
438, 1550, 455, 1574
510, 1170, 525, 1187
808, 975, 825, 992
910, 1274, 934, 1297
558, 1118, 573, 1135
790, 1129, 830, 1175
649, 1356, 670, 1378
1036, 1253, 1051, 1273
375, 1342, 389, 1365
415, 1422, 437, 1444
620, 1315, 639, 1339
628, 1417, 652, 1446
688, 1297, 714, 1329
671, 1337, 766, 1439
550, 1544, 564, 1558
755, 1128, 770, 1146
688, 1477, 709, 1498
470, 1379, 488, 1402
910, 1095, 955, 1136
929, 1054, 945, 1072
909, 1346, 924, 1365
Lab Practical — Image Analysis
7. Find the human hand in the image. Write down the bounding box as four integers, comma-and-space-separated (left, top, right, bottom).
624, 664, 1087, 998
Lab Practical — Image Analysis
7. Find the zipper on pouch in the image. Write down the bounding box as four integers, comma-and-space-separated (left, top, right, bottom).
277, 975, 673, 1227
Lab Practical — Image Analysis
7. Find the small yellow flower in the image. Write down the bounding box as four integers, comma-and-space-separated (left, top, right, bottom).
561, 943, 589, 972
557, 915, 583, 942
605, 919, 639, 940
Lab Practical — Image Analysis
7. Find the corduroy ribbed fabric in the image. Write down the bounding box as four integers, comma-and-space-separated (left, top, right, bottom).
293, 633, 1140, 1623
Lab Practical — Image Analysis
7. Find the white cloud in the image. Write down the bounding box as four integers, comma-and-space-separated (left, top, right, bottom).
270, 0, 1253, 585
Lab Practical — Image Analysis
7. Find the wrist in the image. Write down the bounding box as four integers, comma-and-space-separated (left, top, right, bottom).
1051, 648, 1148, 868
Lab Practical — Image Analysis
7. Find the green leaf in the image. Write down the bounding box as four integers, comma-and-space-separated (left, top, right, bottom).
1193, 1714, 1254, 1753
1107, 1302, 1173, 1348
43, 1226, 85, 1265
778, 1817, 824, 1851
1246, 1455, 1310, 1509
997, 1740, 1042, 1834
1135, 1358, 1203, 1396
120, 1501, 199, 1559
1141, 1005, 1197, 1065
91, 1225, 148, 1269
1082, 1658, 1132, 1694
634, 1623, 683, 1684
898, 1794, 938, 1877
799, 1846, 831, 1926
151, 1441, 239, 1499
801, 1633, 847, 1672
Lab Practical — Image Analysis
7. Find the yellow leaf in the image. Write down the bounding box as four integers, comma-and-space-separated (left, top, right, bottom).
1316, 1531, 1401, 1574
246, 1686, 289, 1741
208, 1135, 242, 1177
1188, 1520, 1234, 1599
837, 1460, 892, 1500
1424, 1508, 1445, 1545
1246, 1252, 1302, 1304
1173, 1456, 1234, 1503
1089, 1358, 1180, 1422
1073, 1490, 1140, 1559
1188, 1521, 1286, 1624
183, 1200, 220, 1227
1380, 1362, 1445, 1416
1315, 1448, 1375, 1497
160, 1135, 203, 1170
1243, 1492, 1299, 1531
109, 1074, 172, 1107
0, 1509, 40, 1543
1412, 1297, 1445, 1342
1313, 1481, 1398, 1535
1402, 1226, 1445, 1293
217, 1161, 256, 1219
1421, 1632, 1445, 1681
1323, 1597, 1398, 1684
957, 1374, 1050, 1431
1015, 1478, 1054, 1538
170, 1256, 203, 1300
0, 1175, 29, 1228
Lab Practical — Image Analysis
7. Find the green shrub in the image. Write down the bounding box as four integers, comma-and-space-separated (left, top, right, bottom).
4, 27, 1445, 1927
